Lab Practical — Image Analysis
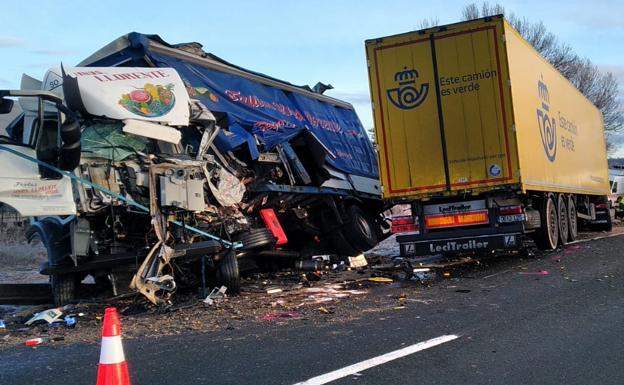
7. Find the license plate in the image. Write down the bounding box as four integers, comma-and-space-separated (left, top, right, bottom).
498, 214, 525, 223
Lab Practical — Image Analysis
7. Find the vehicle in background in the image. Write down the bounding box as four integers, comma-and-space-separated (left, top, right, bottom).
609, 166, 624, 204
0, 34, 388, 305
365, 15, 610, 257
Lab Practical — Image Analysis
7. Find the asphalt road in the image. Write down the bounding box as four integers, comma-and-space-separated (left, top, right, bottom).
2, 234, 624, 385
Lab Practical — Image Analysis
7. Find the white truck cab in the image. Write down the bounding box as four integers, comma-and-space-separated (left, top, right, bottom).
609, 167, 624, 205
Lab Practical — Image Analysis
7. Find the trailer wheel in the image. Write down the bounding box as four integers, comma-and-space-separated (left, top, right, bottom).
567, 196, 578, 241
216, 250, 240, 295
557, 195, 569, 245
534, 195, 559, 250
51, 274, 76, 306
342, 205, 378, 251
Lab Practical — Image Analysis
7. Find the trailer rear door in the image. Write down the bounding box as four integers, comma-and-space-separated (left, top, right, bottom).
366, 17, 518, 199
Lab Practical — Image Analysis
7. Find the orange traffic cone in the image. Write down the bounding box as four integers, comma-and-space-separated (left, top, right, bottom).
96, 307, 131, 385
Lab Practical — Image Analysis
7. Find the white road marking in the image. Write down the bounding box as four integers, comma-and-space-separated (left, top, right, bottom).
293, 334, 459, 385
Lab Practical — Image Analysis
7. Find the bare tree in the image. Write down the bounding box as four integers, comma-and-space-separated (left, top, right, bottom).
461, 2, 623, 135
416, 17, 440, 30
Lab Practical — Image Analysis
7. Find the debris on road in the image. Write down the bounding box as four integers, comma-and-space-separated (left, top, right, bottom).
368, 277, 393, 283
259, 311, 301, 321
1, 228, 619, 350
203, 286, 228, 305
518, 270, 550, 276
24, 307, 64, 326
348, 254, 369, 268
64, 316, 77, 328
24, 337, 43, 347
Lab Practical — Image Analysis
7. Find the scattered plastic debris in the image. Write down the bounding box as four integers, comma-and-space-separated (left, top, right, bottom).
64, 316, 77, 328
412, 268, 437, 281
368, 277, 393, 283
304, 272, 322, 282
348, 254, 369, 268
24, 337, 43, 347
259, 311, 301, 321
25, 308, 63, 326
299, 285, 368, 305
203, 286, 228, 305
266, 288, 283, 294
518, 270, 550, 276
318, 307, 331, 314
0, 320, 5, 330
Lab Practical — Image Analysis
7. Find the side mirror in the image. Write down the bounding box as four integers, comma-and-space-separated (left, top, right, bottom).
0, 97, 14, 114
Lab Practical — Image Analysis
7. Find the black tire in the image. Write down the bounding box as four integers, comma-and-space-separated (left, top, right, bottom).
557, 194, 569, 246
328, 228, 361, 257
534, 195, 559, 250
568, 196, 578, 242
235, 228, 276, 252
216, 250, 240, 294
342, 205, 378, 251
589, 196, 613, 232
320, 209, 359, 256
51, 274, 75, 306
598, 212, 613, 232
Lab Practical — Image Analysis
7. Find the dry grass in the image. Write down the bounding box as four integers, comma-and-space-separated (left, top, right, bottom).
0, 223, 47, 267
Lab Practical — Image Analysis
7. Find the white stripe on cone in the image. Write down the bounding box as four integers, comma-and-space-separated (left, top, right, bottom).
99, 335, 126, 364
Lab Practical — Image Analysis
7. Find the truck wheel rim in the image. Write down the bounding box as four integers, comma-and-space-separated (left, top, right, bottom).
568, 200, 577, 239
356, 216, 373, 240
559, 197, 568, 243
547, 198, 558, 248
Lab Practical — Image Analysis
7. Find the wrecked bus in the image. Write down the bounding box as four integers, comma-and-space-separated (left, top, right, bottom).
0, 33, 387, 305
365, 16, 610, 257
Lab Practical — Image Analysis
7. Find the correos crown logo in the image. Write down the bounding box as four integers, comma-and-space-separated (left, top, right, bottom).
386, 67, 429, 110
536, 76, 556, 162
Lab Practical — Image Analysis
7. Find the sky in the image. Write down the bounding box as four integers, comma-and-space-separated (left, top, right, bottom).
1, 0, 623, 152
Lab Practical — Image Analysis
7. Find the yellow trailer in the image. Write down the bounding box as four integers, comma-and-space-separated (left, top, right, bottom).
366, 16, 610, 254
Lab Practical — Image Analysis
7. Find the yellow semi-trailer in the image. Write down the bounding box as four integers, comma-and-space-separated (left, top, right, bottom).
365, 15, 610, 256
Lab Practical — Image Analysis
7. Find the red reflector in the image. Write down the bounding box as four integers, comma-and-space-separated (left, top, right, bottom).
499, 205, 523, 215
391, 216, 415, 225
391, 224, 419, 234
595, 203, 609, 209
391, 224, 419, 233
391, 216, 419, 233
259, 209, 288, 245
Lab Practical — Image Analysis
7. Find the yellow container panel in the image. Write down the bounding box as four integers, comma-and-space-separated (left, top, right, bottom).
433, 23, 517, 191
366, 18, 519, 199
367, 16, 608, 200
367, 35, 447, 197
504, 22, 609, 195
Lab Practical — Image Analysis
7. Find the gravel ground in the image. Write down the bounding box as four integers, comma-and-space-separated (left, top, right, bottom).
0, 223, 47, 284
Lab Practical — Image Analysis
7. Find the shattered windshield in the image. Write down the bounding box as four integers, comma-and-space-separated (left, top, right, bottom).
81, 122, 148, 161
